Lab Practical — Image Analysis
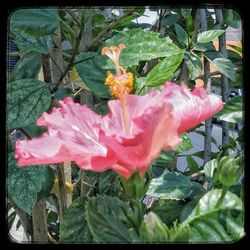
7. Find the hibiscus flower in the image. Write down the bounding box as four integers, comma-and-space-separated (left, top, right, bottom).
15, 44, 223, 179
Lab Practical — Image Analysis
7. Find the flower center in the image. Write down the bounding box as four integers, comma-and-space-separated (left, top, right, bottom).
102, 44, 133, 134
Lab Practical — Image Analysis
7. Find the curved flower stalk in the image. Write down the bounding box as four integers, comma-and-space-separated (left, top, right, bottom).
15, 44, 224, 179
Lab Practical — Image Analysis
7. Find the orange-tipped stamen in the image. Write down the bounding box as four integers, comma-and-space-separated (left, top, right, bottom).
102, 44, 133, 134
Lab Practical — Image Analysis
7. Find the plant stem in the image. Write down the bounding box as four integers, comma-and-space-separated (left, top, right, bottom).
215, 186, 228, 209
57, 18, 85, 86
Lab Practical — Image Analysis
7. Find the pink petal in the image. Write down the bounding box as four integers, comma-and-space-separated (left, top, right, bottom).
162, 82, 224, 134
15, 97, 111, 171
100, 96, 182, 179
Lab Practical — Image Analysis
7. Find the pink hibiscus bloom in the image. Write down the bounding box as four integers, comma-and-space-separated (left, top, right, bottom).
15, 83, 223, 179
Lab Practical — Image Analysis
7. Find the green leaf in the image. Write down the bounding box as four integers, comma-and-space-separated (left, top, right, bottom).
98, 170, 122, 197
146, 171, 196, 200
75, 52, 111, 98
174, 23, 189, 47
192, 42, 215, 52
59, 197, 93, 243
186, 156, 200, 173
86, 195, 142, 243
54, 88, 72, 100
204, 51, 236, 81
154, 151, 176, 167
228, 44, 242, 54
8, 153, 49, 214
182, 189, 244, 242
12, 30, 53, 54
10, 51, 41, 81
184, 51, 202, 79
77, 29, 184, 96
162, 14, 179, 26
139, 212, 169, 242
214, 95, 243, 123
37, 166, 55, 201
173, 132, 193, 152
151, 200, 185, 226
197, 29, 225, 43
145, 51, 184, 86
181, 9, 192, 18
103, 29, 184, 67
10, 9, 60, 36
7, 79, 51, 129
204, 159, 217, 180
21, 123, 47, 138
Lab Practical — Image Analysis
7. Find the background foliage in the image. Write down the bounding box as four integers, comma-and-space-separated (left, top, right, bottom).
7, 7, 244, 243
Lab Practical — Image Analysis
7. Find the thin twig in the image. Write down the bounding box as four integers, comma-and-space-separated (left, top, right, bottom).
90, 7, 139, 49
57, 18, 85, 87
189, 170, 205, 180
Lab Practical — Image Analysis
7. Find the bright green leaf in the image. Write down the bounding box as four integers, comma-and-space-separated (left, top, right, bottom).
59, 197, 93, 243
204, 51, 236, 81
145, 51, 184, 86
204, 159, 218, 180
182, 189, 244, 242
103, 29, 184, 67
146, 171, 196, 200
184, 51, 202, 79
214, 95, 243, 123
197, 29, 225, 43
8, 153, 50, 214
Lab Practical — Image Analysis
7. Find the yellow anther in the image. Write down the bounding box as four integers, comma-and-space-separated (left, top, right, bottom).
104, 71, 133, 98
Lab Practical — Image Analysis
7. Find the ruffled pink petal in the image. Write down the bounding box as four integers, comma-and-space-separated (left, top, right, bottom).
15, 97, 109, 171
100, 97, 182, 179
162, 82, 224, 134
